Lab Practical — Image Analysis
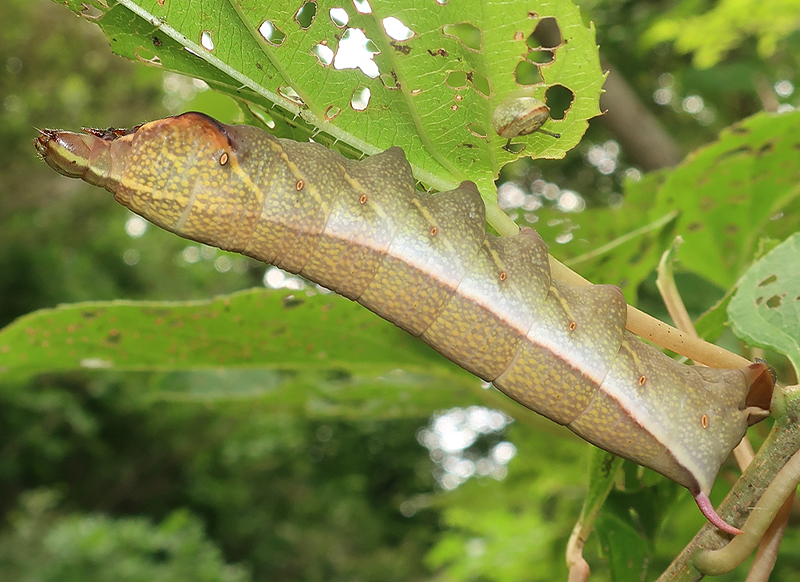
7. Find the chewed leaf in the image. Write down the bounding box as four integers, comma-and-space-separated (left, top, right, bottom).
729, 233, 800, 376
0, 289, 457, 381
57, 0, 603, 201
648, 110, 800, 289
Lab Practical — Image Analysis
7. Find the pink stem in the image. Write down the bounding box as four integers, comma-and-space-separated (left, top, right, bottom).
694, 492, 743, 536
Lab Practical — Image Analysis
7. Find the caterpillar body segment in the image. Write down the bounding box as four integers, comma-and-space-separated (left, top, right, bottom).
35, 112, 775, 534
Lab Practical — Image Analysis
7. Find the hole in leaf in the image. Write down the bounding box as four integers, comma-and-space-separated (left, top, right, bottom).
80, 4, 104, 19
246, 103, 276, 128
352, 0, 371, 14
295, 1, 317, 29
311, 42, 334, 65
278, 86, 305, 106
334, 28, 380, 78
766, 295, 783, 309
470, 71, 490, 97
758, 274, 778, 287
758, 142, 775, 156
545, 84, 573, 119
505, 142, 526, 154
442, 23, 482, 51
330, 7, 349, 27
514, 60, 543, 85
135, 46, 163, 66
445, 70, 468, 89
351, 86, 371, 110
530, 17, 561, 48
383, 17, 414, 40
200, 30, 215, 51
183, 46, 203, 59
324, 105, 342, 121
380, 72, 399, 89
467, 123, 488, 138
259, 20, 287, 46
527, 49, 554, 64
719, 146, 751, 161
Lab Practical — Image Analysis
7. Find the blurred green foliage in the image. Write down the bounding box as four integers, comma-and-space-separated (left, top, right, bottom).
0, 490, 250, 582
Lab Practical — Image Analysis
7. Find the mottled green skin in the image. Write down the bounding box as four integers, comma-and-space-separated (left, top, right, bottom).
37, 112, 768, 499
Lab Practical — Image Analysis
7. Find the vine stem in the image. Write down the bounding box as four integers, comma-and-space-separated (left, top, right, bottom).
693, 447, 800, 575
656, 384, 800, 582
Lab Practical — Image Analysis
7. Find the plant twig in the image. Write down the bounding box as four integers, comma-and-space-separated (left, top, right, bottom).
694, 447, 800, 575
744, 493, 793, 582
656, 385, 800, 582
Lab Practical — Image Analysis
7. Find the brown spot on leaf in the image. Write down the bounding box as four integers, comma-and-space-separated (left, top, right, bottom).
283, 295, 305, 309
758, 274, 778, 287
758, 142, 774, 156
699, 196, 715, 212
391, 42, 411, 55
766, 294, 783, 308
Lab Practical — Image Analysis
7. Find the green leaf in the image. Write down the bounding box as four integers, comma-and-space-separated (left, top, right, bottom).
644, 0, 800, 68
729, 233, 800, 376
0, 288, 528, 417
0, 288, 449, 379
595, 476, 683, 582
54, 0, 604, 201
594, 511, 650, 582
579, 448, 622, 532
648, 111, 800, 289
548, 111, 800, 298
694, 291, 734, 342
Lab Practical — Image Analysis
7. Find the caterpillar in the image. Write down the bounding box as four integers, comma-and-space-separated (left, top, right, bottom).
34, 112, 774, 535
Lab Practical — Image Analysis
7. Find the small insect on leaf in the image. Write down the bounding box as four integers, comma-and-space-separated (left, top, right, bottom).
492, 94, 560, 151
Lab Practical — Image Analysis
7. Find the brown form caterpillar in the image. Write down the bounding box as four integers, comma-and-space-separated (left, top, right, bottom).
34, 112, 774, 535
